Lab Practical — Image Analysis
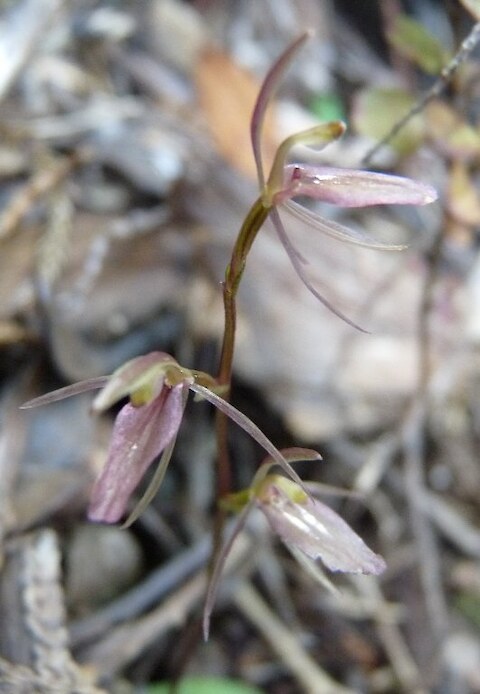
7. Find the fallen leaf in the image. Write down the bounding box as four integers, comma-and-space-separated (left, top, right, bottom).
195, 48, 279, 180
447, 161, 480, 226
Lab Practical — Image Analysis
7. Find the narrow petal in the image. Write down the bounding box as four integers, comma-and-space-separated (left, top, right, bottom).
250, 448, 322, 497
261, 447, 322, 466
282, 165, 438, 208
121, 437, 177, 529
251, 32, 312, 188
88, 384, 185, 523
189, 383, 307, 490
270, 208, 368, 332
283, 200, 407, 250
269, 204, 308, 264
261, 486, 386, 575
20, 377, 109, 409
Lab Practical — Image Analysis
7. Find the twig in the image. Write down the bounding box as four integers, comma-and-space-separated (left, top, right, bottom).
77, 573, 207, 679
76, 533, 252, 679
0, 0, 66, 101
233, 580, 355, 694
70, 534, 212, 648
401, 400, 449, 656
362, 22, 480, 166
424, 490, 480, 558
0, 149, 89, 242
351, 576, 426, 693
399, 209, 449, 657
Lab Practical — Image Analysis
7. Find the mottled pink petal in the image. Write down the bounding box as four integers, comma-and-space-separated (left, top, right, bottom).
281, 165, 438, 208
88, 383, 185, 523
20, 377, 109, 409
261, 485, 386, 575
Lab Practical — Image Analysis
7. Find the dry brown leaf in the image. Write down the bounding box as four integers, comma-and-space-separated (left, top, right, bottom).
195, 47, 279, 180
447, 161, 480, 227
0, 321, 32, 345
426, 101, 480, 161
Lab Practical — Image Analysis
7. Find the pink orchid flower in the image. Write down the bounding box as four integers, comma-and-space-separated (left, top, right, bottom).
203, 448, 385, 639
22, 352, 307, 525
252, 33, 438, 327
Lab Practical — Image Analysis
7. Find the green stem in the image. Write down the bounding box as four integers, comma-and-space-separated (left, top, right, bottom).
210, 197, 269, 600
215, 197, 270, 497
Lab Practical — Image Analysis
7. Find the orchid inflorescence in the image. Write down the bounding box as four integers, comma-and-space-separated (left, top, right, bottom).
22, 32, 437, 637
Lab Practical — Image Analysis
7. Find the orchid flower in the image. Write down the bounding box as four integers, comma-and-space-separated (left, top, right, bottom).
21, 352, 307, 525
250, 33, 438, 328
203, 448, 385, 639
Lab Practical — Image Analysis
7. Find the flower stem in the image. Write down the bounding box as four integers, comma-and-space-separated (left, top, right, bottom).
215, 196, 270, 495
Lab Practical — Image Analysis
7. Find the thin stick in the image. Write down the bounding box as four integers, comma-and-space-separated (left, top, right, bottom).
362, 22, 480, 167
401, 224, 449, 650
233, 580, 355, 694
352, 576, 424, 693
0, 149, 89, 242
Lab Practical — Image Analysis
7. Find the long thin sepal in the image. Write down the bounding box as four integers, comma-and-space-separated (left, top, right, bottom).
283, 201, 407, 250
121, 438, 176, 528
251, 31, 313, 189
189, 383, 306, 489
20, 377, 109, 409
270, 208, 368, 332
203, 503, 252, 641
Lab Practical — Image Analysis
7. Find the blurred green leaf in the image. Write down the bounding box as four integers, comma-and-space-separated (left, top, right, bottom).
387, 15, 448, 74
309, 92, 345, 123
352, 87, 424, 154
146, 676, 264, 694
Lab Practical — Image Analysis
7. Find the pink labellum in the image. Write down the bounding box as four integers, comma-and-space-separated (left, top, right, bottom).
260, 485, 386, 575
280, 165, 438, 208
88, 383, 185, 523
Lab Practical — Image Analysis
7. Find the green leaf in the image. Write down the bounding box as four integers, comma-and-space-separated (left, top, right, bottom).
387, 15, 447, 74
352, 87, 424, 154
146, 677, 264, 694
309, 92, 345, 122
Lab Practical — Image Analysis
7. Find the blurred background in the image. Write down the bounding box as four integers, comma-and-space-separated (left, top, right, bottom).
1, 1, 480, 692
